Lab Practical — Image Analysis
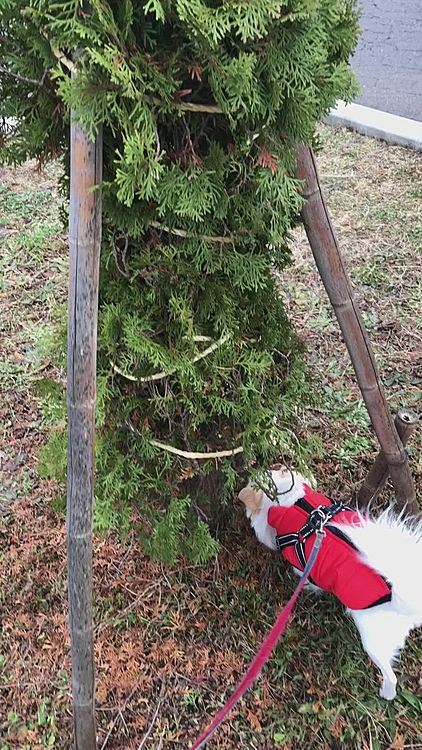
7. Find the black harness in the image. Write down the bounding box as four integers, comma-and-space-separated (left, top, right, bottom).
274, 497, 392, 608
275, 497, 355, 569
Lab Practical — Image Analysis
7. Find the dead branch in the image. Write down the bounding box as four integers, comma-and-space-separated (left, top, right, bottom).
50, 45, 77, 73
146, 95, 223, 114
99, 687, 137, 750
137, 680, 166, 750
0, 63, 48, 89
149, 221, 235, 244
111, 333, 230, 383
112, 231, 130, 278
150, 439, 243, 460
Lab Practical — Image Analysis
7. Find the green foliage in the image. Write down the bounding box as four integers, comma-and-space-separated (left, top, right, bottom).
0, 0, 360, 562
38, 429, 68, 482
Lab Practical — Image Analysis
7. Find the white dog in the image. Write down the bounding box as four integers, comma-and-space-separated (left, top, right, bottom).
239, 468, 422, 700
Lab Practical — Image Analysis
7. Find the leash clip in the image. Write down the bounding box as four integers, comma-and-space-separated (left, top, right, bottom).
308, 505, 327, 531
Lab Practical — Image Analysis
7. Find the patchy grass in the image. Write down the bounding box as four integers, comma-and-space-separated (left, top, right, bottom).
0, 163, 66, 514
0, 127, 421, 750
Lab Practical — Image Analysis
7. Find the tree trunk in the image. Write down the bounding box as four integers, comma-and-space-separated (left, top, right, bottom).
67, 119, 102, 750
295, 144, 416, 514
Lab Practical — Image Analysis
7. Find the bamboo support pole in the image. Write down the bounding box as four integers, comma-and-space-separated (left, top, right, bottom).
67, 119, 102, 750
295, 144, 417, 514
358, 409, 419, 507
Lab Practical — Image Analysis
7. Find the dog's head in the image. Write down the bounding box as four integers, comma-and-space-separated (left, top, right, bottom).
271, 467, 307, 499
238, 485, 263, 517
238, 466, 308, 514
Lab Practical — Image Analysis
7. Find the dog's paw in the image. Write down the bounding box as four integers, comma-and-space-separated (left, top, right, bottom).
238, 486, 263, 514
379, 681, 397, 701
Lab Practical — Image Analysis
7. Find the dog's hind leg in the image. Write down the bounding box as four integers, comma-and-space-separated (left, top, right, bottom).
350, 607, 412, 700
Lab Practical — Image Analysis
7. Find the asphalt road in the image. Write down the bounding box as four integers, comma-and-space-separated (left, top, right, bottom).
352, 0, 422, 121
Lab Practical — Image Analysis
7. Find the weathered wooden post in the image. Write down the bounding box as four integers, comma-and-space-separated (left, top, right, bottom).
296, 144, 417, 514
358, 408, 419, 507
67, 116, 102, 749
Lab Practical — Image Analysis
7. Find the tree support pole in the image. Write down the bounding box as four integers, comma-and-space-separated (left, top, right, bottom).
295, 145, 417, 515
67, 119, 102, 750
358, 409, 419, 507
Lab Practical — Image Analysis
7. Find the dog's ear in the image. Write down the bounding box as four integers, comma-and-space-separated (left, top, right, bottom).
238, 485, 263, 513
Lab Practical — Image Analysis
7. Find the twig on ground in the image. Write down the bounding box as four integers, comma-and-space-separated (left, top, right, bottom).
137, 680, 166, 750
174, 671, 219, 697
99, 687, 138, 750
96, 582, 161, 634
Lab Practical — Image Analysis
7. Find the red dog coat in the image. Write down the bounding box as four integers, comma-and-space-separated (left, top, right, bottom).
267, 484, 392, 610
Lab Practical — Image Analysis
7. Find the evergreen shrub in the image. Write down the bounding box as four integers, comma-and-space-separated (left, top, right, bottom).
0, 0, 359, 562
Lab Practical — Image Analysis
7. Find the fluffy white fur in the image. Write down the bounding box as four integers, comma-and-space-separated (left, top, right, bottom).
238, 468, 422, 700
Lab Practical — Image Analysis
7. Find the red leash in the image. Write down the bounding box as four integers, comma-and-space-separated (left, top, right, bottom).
190, 529, 325, 750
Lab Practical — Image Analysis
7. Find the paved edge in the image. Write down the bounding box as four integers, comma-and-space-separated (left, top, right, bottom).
325, 102, 422, 152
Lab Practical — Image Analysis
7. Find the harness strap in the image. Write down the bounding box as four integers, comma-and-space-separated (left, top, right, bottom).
275, 498, 354, 569
294, 540, 307, 569
275, 498, 393, 608
275, 533, 298, 550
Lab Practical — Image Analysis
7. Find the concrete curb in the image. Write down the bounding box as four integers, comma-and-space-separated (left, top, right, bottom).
325, 101, 422, 152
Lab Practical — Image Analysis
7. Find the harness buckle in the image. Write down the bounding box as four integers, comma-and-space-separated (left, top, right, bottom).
274, 498, 345, 568
308, 505, 327, 530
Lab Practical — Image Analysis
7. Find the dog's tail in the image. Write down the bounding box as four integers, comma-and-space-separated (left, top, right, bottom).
336, 506, 422, 618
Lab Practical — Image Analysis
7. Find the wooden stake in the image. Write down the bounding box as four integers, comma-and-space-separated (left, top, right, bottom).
295, 144, 416, 513
67, 119, 102, 750
358, 409, 419, 507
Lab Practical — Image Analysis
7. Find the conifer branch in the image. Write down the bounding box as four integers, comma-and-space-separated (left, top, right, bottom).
150, 440, 243, 460
126, 418, 243, 460
111, 334, 230, 383
112, 231, 130, 278
146, 95, 223, 114
149, 221, 235, 245
177, 101, 223, 114
0, 63, 48, 89
3, 0, 362, 561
